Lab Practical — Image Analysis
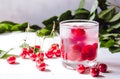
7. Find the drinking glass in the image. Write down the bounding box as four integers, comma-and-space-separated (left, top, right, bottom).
60, 20, 99, 69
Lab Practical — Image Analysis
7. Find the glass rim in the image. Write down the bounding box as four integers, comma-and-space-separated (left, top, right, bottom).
60, 19, 99, 26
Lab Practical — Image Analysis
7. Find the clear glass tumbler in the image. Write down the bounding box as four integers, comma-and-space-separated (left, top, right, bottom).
60, 20, 99, 69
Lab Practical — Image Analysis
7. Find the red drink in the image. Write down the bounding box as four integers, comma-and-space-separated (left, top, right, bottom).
60, 20, 99, 69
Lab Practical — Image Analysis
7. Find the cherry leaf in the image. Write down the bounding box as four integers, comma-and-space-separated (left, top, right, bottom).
79, 0, 86, 9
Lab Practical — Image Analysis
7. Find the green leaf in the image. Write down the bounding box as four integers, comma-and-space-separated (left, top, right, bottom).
90, 0, 98, 14
45, 24, 53, 30
0, 48, 14, 58
75, 8, 89, 15
0, 50, 4, 54
19, 42, 29, 48
107, 22, 120, 32
1, 54, 19, 59
109, 12, 120, 22
79, 0, 85, 8
10, 22, 28, 31
98, 0, 107, 10
99, 34, 119, 48
11, 24, 20, 31
109, 47, 120, 53
0, 21, 18, 25
59, 10, 73, 21
101, 34, 119, 38
89, 0, 98, 20
89, 10, 98, 20
0, 25, 6, 33
100, 40, 107, 47
74, 8, 90, 19
115, 40, 120, 46
36, 28, 51, 37
89, 13, 95, 20
105, 39, 115, 48
42, 16, 58, 26
19, 22, 28, 31
99, 34, 118, 47
117, 40, 120, 44
0, 24, 11, 33
98, 7, 115, 21
30, 25, 41, 31
43, 21, 59, 32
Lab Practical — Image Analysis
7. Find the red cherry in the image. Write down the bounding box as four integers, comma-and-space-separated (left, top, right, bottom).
36, 57, 44, 63
20, 52, 27, 59
93, 43, 98, 50
28, 47, 34, 54
34, 45, 41, 53
98, 63, 107, 73
22, 48, 27, 51
20, 48, 29, 59
22, 48, 28, 54
45, 49, 54, 58
71, 44, 82, 51
76, 64, 86, 74
53, 49, 61, 57
90, 67, 99, 77
35, 45, 41, 49
36, 52, 44, 59
70, 28, 86, 43
7, 56, 16, 64
71, 28, 85, 36
87, 43, 97, 61
51, 43, 59, 50
36, 62, 46, 71
86, 67, 90, 71
80, 45, 91, 61
81, 44, 97, 61
30, 53, 37, 61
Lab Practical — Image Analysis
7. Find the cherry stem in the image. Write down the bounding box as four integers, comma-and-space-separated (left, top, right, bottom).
50, 21, 56, 37
24, 23, 30, 48
33, 35, 38, 53
41, 36, 46, 51
47, 21, 57, 49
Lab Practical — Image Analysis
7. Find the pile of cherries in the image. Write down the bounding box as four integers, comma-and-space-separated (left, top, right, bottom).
76, 63, 108, 77
7, 43, 61, 71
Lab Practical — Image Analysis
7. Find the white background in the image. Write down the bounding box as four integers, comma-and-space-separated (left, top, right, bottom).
0, 0, 119, 26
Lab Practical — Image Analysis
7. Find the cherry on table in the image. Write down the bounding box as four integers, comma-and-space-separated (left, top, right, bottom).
51, 43, 59, 50
76, 64, 86, 74
30, 53, 37, 61
36, 62, 46, 71
36, 52, 44, 59
98, 63, 107, 73
20, 52, 27, 59
45, 49, 54, 58
90, 67, 99, 77
53, 49, 61, 57
35, 45, 41, 49
7, 56, 16, 64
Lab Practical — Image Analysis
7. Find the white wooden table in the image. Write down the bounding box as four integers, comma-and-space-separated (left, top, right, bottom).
0, 32, 120, 79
